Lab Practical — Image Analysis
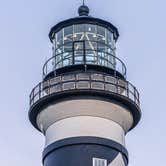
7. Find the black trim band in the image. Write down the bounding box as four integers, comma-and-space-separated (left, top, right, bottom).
49, 16, 119, 42
29, 90, 141, 132
44, 64, 125, 81
42, 136, 128, 164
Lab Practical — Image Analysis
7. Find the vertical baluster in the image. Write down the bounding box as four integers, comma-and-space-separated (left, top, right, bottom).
29, 94, 31, 106
33, 88, 35, 105
46, 62, 48, 76
138, 91, 140, 105
74, 73, 76, 90
39, 83, 41, 99
134, 87, 137, 103
103, 74, 106, 91
61, 75, 63, 91
48, 79, 50, 95
127, 82, 129, 98
116, 78, 118, 94
90, 73, 92, 89
114, 59, 116, 78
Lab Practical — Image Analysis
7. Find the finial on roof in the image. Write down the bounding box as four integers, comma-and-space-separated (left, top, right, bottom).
78, 0, 89, 16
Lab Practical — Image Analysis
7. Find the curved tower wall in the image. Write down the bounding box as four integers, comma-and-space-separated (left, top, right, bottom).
37, 99, 133, 166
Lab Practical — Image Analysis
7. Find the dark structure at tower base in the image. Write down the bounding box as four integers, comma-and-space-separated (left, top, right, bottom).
43, 137, 128, 166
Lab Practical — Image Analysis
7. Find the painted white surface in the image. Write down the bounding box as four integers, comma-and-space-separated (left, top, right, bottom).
93, 158, 107, 166
108, 153, 125, 166
37, 99, 133, 133
45, 116, 125, 147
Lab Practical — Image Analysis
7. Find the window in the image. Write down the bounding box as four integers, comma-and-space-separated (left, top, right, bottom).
106, 30, 112, 45
74, 24, 85, 41
93, 158, 107, 166
74, 41, 85, 64
97, 26, 106, 43
64, 26, 73, 43
64, 26, 73, 36
57, 30, 63, 46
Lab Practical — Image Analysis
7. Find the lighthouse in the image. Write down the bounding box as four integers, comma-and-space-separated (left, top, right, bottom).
29, 3, 141, 166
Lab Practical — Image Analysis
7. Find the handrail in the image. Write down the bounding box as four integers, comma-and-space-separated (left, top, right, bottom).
42, 40, 127, 78
29, 72, 140, 108
53, 40, 115, 52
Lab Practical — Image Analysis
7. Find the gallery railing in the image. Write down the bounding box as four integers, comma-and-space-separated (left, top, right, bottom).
30, 72, 139, 108
43, 41, 126, 78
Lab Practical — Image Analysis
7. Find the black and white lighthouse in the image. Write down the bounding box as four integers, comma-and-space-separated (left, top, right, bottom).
29, 3, 141, 166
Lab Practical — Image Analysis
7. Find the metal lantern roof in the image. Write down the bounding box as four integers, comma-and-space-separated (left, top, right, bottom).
49, 5, 119, 42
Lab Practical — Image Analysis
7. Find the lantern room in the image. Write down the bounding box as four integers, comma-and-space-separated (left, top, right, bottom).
43, 5, 126, 79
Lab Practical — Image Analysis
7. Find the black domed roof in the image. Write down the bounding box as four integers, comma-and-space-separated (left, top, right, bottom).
49, 5, 119, 42
78, 5, 89, 16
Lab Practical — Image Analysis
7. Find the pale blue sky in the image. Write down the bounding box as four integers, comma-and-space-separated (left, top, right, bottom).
0, 0, 165, 165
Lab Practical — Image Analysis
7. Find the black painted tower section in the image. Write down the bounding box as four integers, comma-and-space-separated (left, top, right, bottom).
43, 137, 128, 166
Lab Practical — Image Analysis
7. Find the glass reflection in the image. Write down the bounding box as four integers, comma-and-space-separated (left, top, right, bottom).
53, 24, 116, 70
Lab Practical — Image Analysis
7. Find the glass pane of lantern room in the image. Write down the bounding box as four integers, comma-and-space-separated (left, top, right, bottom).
73, 24, 85, 41
85, 24, 97, 41
64, 26, 73, 42
74, 41, 85, 64
63, 26, 73, 67
97, 26, 106, 43
56, 30, 63, 68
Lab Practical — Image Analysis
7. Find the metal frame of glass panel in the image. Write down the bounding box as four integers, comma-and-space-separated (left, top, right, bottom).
53, 24, 116, 69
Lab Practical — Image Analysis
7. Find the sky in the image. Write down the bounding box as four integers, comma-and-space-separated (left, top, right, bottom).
0, 0, 165, 165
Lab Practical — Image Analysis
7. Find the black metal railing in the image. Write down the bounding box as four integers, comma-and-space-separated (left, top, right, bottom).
43, 40, 126, 78
30, 72, 139, 108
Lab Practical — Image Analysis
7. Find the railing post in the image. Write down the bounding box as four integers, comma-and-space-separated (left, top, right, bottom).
53, 57, 56, 77
116, 78, 118, 94
75, 73, 77, 90
138, 92, 140, 105
127, 82, 129, 98
89, 73, 92, 89
134, 87, 137, 103
60, 76, 63, 92
29, 95, 31, 107
46, 63, 47, 76
113, 58, 117, 78
72, 42, 75, 65
39, 83, 41, 99
48, 79, 50, 95
103, 74, 106, 91
32, 88, 35, 105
